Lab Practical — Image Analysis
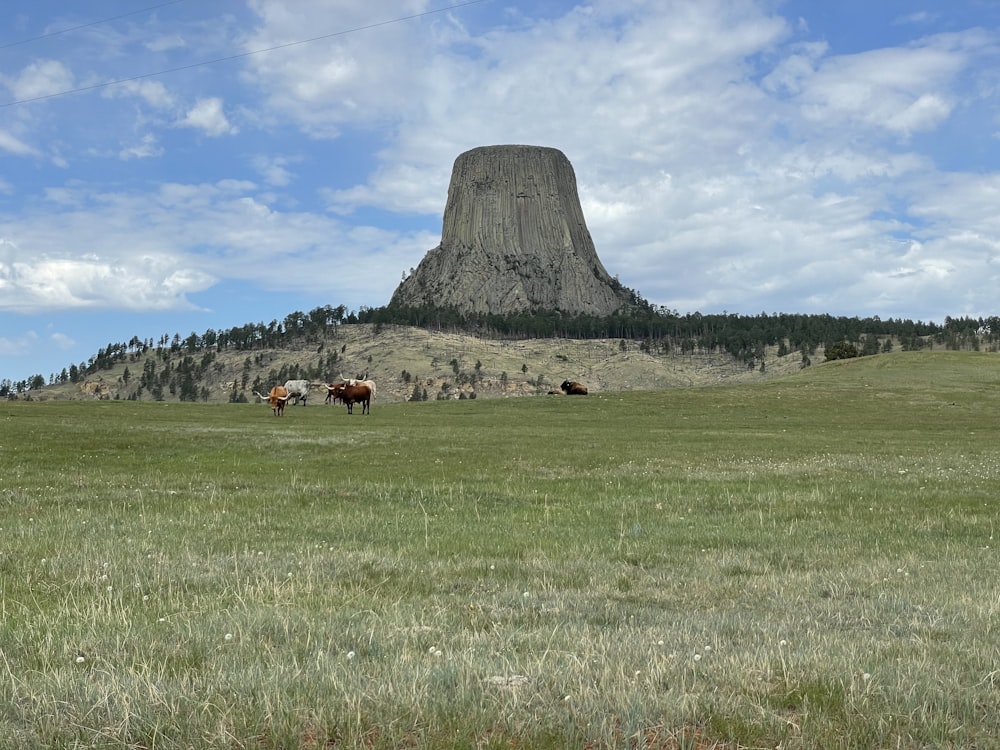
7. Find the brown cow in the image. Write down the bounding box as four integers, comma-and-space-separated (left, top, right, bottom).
327, 382, 372, 414
253, 385, 292, 416
560, 380, 588, 396
324, 384, 340, 405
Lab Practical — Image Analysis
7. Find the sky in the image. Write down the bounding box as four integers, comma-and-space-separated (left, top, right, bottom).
2, 0, 1000, 383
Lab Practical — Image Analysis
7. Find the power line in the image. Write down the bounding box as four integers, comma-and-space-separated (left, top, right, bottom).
0, 0, 194, 50
0, 0, 491, 108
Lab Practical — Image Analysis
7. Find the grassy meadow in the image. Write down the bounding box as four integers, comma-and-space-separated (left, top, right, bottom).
2, 351, 999, 749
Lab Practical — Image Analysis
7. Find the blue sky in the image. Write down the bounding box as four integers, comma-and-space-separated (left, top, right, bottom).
3, 0, 1000, 384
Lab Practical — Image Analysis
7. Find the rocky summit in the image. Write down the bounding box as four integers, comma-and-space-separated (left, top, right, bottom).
390, 145, 634, 317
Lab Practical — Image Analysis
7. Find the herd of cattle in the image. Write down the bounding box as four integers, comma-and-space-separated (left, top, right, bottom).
253, 378, 377, 416
253, 377, 587, 416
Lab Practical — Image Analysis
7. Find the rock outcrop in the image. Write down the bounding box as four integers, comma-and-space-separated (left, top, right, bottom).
390, 145, 633, 317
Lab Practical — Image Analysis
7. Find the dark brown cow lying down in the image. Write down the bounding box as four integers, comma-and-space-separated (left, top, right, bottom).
560, 380, 588, 396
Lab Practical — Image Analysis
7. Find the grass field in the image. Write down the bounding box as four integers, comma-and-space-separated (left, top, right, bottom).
2, 351, 999, 749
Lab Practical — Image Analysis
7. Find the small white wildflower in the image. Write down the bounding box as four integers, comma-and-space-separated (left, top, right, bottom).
779, 639, 788, 647
863, 672, 872, 682
106, 586, 113, 592
693, 653, 702, 662
522, 591, 530, 599
704, 645, 712, 653
142, 595, 149, 602
158, 617, 166, 623
347, 651, 356, 660
657, 640, 665, 646
224, 633, 233, 641
563, 695, 571, 702
75, 655, 85, 664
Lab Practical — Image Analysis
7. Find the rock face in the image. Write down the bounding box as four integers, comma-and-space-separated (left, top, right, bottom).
390, 145, 632, 316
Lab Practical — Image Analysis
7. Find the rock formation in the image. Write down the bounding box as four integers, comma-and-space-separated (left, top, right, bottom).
389, 145, 633, 317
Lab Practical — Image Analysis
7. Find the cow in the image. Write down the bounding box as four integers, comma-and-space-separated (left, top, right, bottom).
327, 377, 376, 404
324, 383, 339, 405
283, 379, 311, 406
560, 380, 589, 396
326, 382, 372, 414
340, 375, 377, 400
253, 385, 292, 416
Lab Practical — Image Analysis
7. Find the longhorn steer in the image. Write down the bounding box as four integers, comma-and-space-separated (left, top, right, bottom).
283, 379, 311, 406
323, 383, 343, 404
560, 380, 589, 396
326, 378, 376, 404
339, 375, 377, 400
327, 382, 372, 414
256, 385, 291, 416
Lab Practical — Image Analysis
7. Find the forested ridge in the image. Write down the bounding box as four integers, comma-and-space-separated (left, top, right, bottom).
4, 303, 998, 399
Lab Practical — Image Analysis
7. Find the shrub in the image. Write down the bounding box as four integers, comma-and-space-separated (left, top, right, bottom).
823, 341, 859, 361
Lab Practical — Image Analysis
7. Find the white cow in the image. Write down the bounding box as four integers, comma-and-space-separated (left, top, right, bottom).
283, 379, 312, 406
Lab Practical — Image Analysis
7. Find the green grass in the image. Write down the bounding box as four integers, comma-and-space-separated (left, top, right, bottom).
2, 351, 999, 748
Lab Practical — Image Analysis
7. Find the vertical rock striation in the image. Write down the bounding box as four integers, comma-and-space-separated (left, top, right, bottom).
389, 145, 633, 316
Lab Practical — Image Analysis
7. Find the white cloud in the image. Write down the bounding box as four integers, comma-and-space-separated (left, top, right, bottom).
1, 59, 74, 103
0, 178, 438, 313
50, 332, 76, 350
252, 155, 298, 187
145, 33, 187, 53
0, 130, 41, 158
177, 98, 238, 136
106, 79, 175, 109
119, 133, 163, 160
893, 12, 938, 26
0, 252, 216, 314
780, 36, 979, 138
0, 330, 39, 358
242, 0, 459, 137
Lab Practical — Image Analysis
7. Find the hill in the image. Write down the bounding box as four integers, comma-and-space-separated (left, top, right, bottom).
21, 323, 810, 404
8, 307, 996, 403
